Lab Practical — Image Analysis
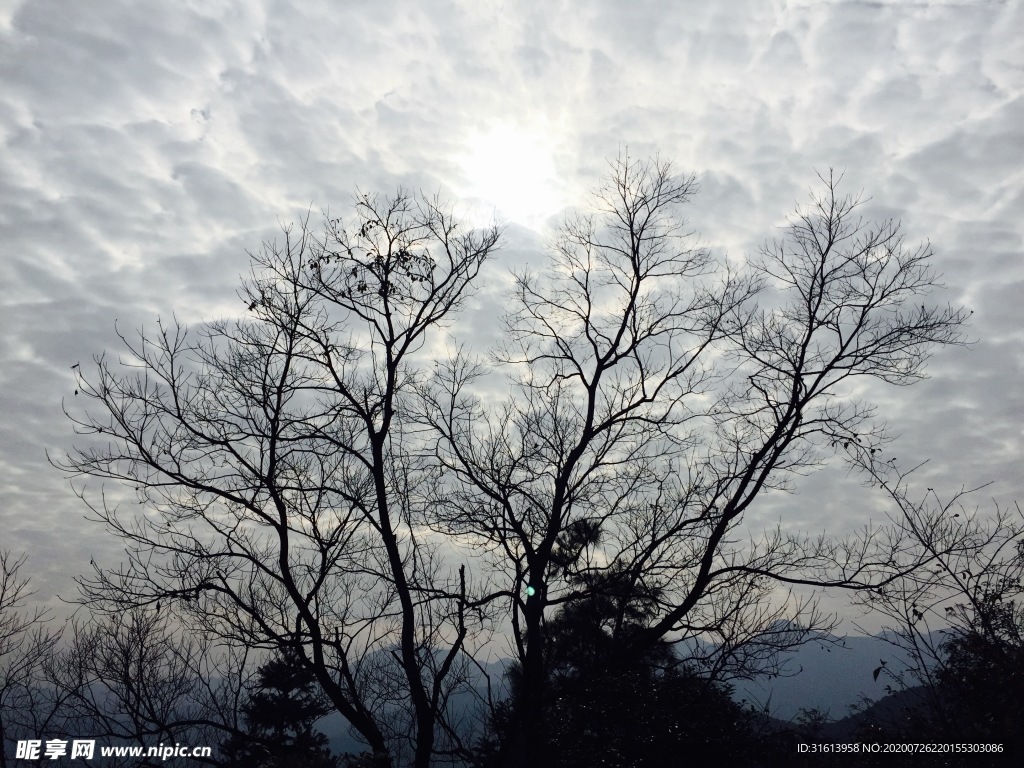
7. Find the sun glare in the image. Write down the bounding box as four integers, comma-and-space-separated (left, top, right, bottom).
457, 123, 564, 231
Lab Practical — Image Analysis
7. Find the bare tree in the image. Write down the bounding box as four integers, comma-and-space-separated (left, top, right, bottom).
0, 552, 62, 768
53, 160, 974, 767
851, 461, 1024, 729
417, 155, 970, 766
43, 609, 254, 768
53, 190, 501, 768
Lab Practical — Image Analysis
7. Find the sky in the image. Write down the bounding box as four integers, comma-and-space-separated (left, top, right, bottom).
1, 0, 1021, 636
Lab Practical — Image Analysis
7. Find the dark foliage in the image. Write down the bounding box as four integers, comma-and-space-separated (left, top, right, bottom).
478, 567, 766, 767
845, 608, 1023, 766
53, 158, 972, 768
934, 599, 1023, 748
220, 648, 338, 768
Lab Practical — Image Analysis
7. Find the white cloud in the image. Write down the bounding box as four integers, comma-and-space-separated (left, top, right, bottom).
0, 0, 1020, 629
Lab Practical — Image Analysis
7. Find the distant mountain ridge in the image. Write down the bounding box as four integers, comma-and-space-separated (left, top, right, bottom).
315, 632, 937, 756
729, 631, 937, 721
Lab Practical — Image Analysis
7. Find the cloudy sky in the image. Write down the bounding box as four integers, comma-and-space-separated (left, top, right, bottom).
1, 0, 1021, 631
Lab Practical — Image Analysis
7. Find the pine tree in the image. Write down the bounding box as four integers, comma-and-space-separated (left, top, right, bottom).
479, 542, 761, 767
221, 648, 338, 768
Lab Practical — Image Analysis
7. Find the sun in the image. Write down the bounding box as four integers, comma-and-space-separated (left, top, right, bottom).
457, 123, 564, 231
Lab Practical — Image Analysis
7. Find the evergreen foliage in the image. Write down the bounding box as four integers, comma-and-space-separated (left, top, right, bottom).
478, 556, 764, 767
220, 648, 338, 768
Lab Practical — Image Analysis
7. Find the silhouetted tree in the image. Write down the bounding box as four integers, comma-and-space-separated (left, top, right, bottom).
850, 463, 1023, 763
0, 552, 61, 768
420, 154, 970, 766
56, 157, 971, 768
477, 560, 762, 768
221, 648, 337, 768
54, 190, 501, 768
932, 516, 1024, 753
936, 617, 1023, 749
40, 609, 252, 768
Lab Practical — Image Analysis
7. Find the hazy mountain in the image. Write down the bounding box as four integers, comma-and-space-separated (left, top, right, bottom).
315, 632, 941, 758
316, 656, 510, 759
818, 686, 932, 740
730, 632, 936, 722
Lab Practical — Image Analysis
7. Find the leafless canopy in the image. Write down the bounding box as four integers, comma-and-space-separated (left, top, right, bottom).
851, 461, 1024, 714
417, 155, 969, 765
54, 157, 971, 768
0, 552, 63, 768
54, 191, 502, 768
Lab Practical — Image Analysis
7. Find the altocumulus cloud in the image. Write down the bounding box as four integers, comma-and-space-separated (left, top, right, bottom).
0, 0, 1020, 620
